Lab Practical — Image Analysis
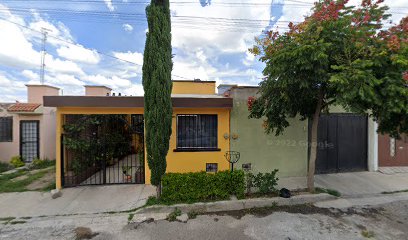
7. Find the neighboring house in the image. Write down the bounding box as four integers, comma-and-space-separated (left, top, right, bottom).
44, 80, 232, 189
0, 85, 59, 163
379, 134, 408, 167
222, 85, 379, 178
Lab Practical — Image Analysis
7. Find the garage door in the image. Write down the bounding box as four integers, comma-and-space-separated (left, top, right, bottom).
309, 114, 368, 174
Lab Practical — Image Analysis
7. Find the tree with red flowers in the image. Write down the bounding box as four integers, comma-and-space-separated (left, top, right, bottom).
249, 0, 407, 191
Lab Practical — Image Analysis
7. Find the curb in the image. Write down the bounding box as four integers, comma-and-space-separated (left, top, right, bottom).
131, 193, 336, 222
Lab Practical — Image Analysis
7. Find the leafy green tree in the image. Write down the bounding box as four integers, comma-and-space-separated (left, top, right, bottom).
142, 0, 173, 197
248, 0, 407, 191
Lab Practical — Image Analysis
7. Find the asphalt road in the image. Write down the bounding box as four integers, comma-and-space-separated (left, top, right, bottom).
1, 198, 408, 240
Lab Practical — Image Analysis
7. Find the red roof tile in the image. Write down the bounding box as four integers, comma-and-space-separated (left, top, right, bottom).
7, 103, 41, 112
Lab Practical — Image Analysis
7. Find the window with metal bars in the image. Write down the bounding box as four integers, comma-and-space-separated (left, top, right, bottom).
176, 114, 218, 151
0, 117, 12, 142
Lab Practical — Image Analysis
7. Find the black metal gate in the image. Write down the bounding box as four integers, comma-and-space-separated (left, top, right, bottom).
309, 113, 368, 174
61, 114, 144, 187
20, 120, 40, 162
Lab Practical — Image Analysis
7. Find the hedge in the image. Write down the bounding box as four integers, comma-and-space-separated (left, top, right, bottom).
161, 170, 245, 204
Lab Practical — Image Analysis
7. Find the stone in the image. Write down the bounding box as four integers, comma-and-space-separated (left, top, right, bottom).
51, 189, 62, 199
176, 213, 189, 223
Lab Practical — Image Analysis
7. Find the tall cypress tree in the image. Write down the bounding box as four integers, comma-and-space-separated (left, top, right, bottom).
142, 0, 173, 197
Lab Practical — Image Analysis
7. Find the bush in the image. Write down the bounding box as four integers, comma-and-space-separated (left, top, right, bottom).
161, 170, 245, 204
0, 162, 13, 173
31, 158, 55, 170
10, 156, 25, 168
251, 169, 279, 195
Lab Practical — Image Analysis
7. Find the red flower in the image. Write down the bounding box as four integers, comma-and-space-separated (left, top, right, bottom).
247, 96, 256, 111
403, 72, 408, 82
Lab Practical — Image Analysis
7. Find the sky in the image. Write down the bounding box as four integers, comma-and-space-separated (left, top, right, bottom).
0, 0, 406, 102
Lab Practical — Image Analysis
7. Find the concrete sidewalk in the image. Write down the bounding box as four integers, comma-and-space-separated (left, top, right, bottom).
278, 171, 408, 196
0, 184, 155, 218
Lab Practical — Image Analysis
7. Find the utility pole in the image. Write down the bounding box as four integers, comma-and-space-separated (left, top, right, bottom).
40, 28, 51, 85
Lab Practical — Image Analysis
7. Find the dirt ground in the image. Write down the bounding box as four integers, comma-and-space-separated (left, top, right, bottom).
1, 199, 408, 240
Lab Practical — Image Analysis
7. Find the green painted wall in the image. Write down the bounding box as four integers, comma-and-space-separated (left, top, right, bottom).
230, 87, 308, 177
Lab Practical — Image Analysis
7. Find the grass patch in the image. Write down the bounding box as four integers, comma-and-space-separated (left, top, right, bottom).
0, 162, 13, 174
9, 220, 26, 225
0, 170, 27, 182
30, 159, 55, 170
128, 213, 134, 222
42, 181, 56, 192
0, 169, 49, 193
167, 208, 182, 222
361, 230, 375, 238
187, 210, 200, 219
315, 187, 341, 197
0, 217, 15, 222
20, 216, 32, 219
382, 189, 408, 194
145, 196, 161, 206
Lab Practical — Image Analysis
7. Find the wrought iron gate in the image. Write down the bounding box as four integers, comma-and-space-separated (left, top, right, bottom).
61, 114, 144, 187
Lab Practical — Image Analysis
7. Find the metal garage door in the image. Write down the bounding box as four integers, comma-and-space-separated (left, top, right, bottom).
309, 114, 368, 174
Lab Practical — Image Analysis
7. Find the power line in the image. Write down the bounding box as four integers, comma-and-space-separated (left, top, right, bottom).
0, 16, 195, 80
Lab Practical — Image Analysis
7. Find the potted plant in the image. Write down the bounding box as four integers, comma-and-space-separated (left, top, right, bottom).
122, 166, 132, 182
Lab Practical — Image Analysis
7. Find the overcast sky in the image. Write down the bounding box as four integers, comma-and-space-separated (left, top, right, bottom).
0, 0, 406, 102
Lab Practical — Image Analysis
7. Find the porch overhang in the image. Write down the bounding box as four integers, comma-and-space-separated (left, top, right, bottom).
43, 95, 233, 108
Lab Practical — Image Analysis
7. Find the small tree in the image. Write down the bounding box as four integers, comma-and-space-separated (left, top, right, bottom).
142, 0, 173, 197
248, 0, 407, 191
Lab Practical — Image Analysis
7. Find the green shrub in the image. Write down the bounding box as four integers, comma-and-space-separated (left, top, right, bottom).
0, 162, 13, 173
167, 208, 182, 221
251, 169, 279, 195
145, 196, 161, 206
10, 156, 25, 168
31, 158, 55, 170
161, 170, 245, 204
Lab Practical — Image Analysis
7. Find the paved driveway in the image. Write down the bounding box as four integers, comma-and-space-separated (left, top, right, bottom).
315, 172, 408, 196
0, 184, 155, 218
279, 171, 408, 196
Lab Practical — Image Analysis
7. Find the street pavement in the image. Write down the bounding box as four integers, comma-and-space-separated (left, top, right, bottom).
1, 193, 408, 240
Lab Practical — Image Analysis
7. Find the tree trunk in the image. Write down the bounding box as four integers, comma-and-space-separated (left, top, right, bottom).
307, 91, 324, 192
156, 183, 161, 198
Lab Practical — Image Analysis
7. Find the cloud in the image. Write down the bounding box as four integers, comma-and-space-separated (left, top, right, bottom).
57, 44, 100, 64
104, 0, 115, 11
112, 51, 143, 65
0, 4, 146, 101
22, 70, 39, 81
122, 23, 134, 33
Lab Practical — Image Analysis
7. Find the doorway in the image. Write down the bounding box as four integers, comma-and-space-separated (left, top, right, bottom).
20, 120, 40, 162
309, 114, 368, 174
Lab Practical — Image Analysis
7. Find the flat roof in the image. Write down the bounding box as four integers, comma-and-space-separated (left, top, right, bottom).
43, 95, 233, 108
25, 84, 60, 90
172, 80, 216, 83
84, 85, 113, 90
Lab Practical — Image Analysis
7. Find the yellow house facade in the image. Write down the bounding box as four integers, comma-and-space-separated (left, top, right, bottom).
44, 81, 232, 189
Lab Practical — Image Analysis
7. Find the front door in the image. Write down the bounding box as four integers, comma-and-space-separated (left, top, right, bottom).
20, 120, 40, 162
379, 134, 408, 166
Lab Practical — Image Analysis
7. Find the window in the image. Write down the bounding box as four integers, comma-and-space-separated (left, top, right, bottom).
206, 163, 218, 172
0, 117, 13, 142
176, 114, 218, 151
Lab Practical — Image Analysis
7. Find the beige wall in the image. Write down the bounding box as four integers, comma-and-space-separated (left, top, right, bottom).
85, 86, 112, 96
27, 85, 59, 104
0, 108, 56, 163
